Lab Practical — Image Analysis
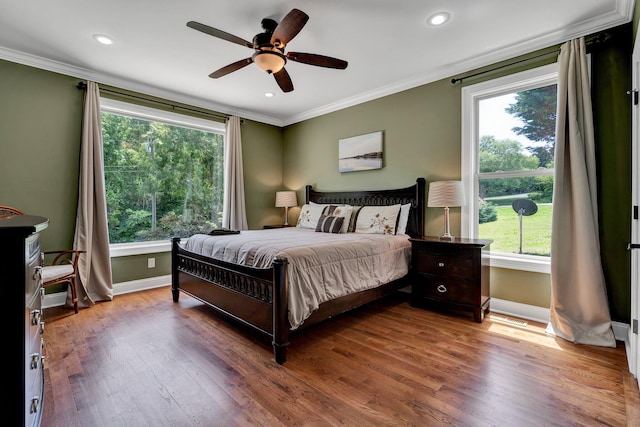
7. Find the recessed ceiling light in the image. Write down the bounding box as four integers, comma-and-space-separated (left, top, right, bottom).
427, 12, 450, 26
93, 34, 113, 45
265, 92, 275, 98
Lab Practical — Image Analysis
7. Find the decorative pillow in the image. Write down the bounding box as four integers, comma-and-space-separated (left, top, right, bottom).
321, 204, 353, 233
354, 204, 402, 235
347, 206, 363, 232
395, 203, 412, 235
296, 203, 326, 229
315, 215, 345, 233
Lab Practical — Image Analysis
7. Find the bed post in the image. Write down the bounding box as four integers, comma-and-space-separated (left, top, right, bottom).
272, 256, 289, 364
416, 178, 426, 237
171, 237, 181, 302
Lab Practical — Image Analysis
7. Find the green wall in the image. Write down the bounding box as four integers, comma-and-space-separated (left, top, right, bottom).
0, 22, 633, 322
282, 26, 633, 322
0, 60, 83, 253
0, 59, 284, 287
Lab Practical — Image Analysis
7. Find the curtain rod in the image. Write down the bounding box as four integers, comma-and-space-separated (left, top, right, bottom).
76, 81, 233, 122
450, 50, 559, 84
451, 34, 607, 85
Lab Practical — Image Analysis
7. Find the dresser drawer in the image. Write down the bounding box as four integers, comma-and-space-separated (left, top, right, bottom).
413, 273, 474, 305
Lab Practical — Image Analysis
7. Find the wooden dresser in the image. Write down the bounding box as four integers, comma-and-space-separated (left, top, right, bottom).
0, 215, 49, 426
410, 236, 491, 322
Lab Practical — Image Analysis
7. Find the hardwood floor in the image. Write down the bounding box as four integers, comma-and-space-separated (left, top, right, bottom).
41, 286, 639, 426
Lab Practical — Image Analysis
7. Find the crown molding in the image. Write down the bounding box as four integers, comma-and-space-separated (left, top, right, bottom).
1, 0, 633, 129
0, 46, 285, 127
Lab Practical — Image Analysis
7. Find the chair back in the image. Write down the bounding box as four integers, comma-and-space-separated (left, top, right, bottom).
0, 206, 24, 217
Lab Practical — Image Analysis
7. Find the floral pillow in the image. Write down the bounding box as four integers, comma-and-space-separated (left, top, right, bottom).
354, 204, 402, 235
296, 203, 326, 229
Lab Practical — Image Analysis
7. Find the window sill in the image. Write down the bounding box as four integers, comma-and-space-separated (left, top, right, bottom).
489, 252, 550, 274
109, 239, 185, 257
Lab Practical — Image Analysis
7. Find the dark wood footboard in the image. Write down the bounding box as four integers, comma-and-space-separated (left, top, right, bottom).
171, 237, 290, 364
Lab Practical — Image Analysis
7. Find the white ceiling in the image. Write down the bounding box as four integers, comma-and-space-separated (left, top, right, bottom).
0, 0, 633, 127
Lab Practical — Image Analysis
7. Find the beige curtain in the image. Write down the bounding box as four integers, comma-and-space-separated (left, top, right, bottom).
222, 116, 248, 230
547, 38, 615, 347
73, 81, 113, 306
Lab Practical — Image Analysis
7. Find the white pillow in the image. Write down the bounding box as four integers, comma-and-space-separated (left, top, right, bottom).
296, 203, 326, 229
354, 204, 402, 235
395, 203, 411, 235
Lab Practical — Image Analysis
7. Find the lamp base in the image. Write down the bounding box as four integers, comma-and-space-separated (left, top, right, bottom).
440, 207, 454, 241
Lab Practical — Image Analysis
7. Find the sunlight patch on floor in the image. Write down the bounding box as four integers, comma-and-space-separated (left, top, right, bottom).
487, 314, 565, 351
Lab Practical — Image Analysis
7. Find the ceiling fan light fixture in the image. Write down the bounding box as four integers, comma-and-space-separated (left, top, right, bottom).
427, 12, 450, 26
253, 50, 286, 74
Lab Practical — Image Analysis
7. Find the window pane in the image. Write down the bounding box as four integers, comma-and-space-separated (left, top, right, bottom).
102, 112, 224, 243
478, 176, 552, 256
478, 85, 557, 173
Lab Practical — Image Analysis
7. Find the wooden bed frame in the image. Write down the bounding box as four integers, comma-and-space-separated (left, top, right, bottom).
171, 177, 426, 364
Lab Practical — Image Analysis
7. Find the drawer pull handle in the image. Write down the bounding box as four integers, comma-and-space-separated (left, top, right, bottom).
40, 321, 45, 334
30, 353, 40, 369
437, 284, 447, 293
33, 265, 42, 281
30, 397, 40, 414
438, 262, 445, 268
31, 309, 41, 325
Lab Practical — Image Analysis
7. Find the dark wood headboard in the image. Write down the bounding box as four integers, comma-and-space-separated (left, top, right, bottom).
305, 178, 426, 238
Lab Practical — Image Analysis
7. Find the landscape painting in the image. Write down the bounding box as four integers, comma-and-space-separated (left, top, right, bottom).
338, 131, 383, 172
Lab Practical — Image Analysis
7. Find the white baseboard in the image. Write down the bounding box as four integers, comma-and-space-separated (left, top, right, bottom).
490, 297, 630, 345
490, 298, 550, 324
41, 275, 171, 309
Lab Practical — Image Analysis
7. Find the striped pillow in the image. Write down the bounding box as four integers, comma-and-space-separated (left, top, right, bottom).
315, 215, 345, 233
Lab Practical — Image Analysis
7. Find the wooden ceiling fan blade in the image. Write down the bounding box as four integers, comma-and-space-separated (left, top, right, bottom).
187, 21, 254, 49
286, 52, 348, 69
209, 58, 253, 78
270, 9, 309, 47
273, 68, 294, 92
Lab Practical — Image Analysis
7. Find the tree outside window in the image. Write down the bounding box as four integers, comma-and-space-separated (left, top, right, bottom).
101, 108, 224, 244
477, 84, 557, 257
462, 63, 559, 272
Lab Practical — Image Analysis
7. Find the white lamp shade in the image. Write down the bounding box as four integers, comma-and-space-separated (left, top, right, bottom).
428, 181, 466, 207
275, 191, 298, 208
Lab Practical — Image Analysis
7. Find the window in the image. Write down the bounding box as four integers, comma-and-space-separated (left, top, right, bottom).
100, 98, 225, 254
461, 63, 558, 273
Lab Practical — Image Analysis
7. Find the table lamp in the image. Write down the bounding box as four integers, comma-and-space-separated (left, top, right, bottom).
428, 181, 466, 241
275, 191, 298, 226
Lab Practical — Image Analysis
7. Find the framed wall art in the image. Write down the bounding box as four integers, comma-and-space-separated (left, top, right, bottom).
338, 131, 383, 173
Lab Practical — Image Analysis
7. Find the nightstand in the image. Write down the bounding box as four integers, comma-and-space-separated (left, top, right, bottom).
263, 224, 294, 229
410, 236, 492, 322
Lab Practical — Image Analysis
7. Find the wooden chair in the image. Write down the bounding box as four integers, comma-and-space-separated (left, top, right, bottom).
42, 250, 85, 314
0, 205, 25, 217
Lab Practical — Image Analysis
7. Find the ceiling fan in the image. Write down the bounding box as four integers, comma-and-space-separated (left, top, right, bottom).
187, 8, 348, 93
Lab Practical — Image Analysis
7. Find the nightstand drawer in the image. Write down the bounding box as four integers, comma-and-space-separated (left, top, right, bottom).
414, 273, 474, 305
413, 250, 473, 278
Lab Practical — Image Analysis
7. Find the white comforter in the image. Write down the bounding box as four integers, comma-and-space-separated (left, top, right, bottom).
183, 227, 411, 329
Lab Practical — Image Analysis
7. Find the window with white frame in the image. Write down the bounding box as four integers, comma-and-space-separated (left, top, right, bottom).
461, 63, 558, 273
100, 98, 225, 254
